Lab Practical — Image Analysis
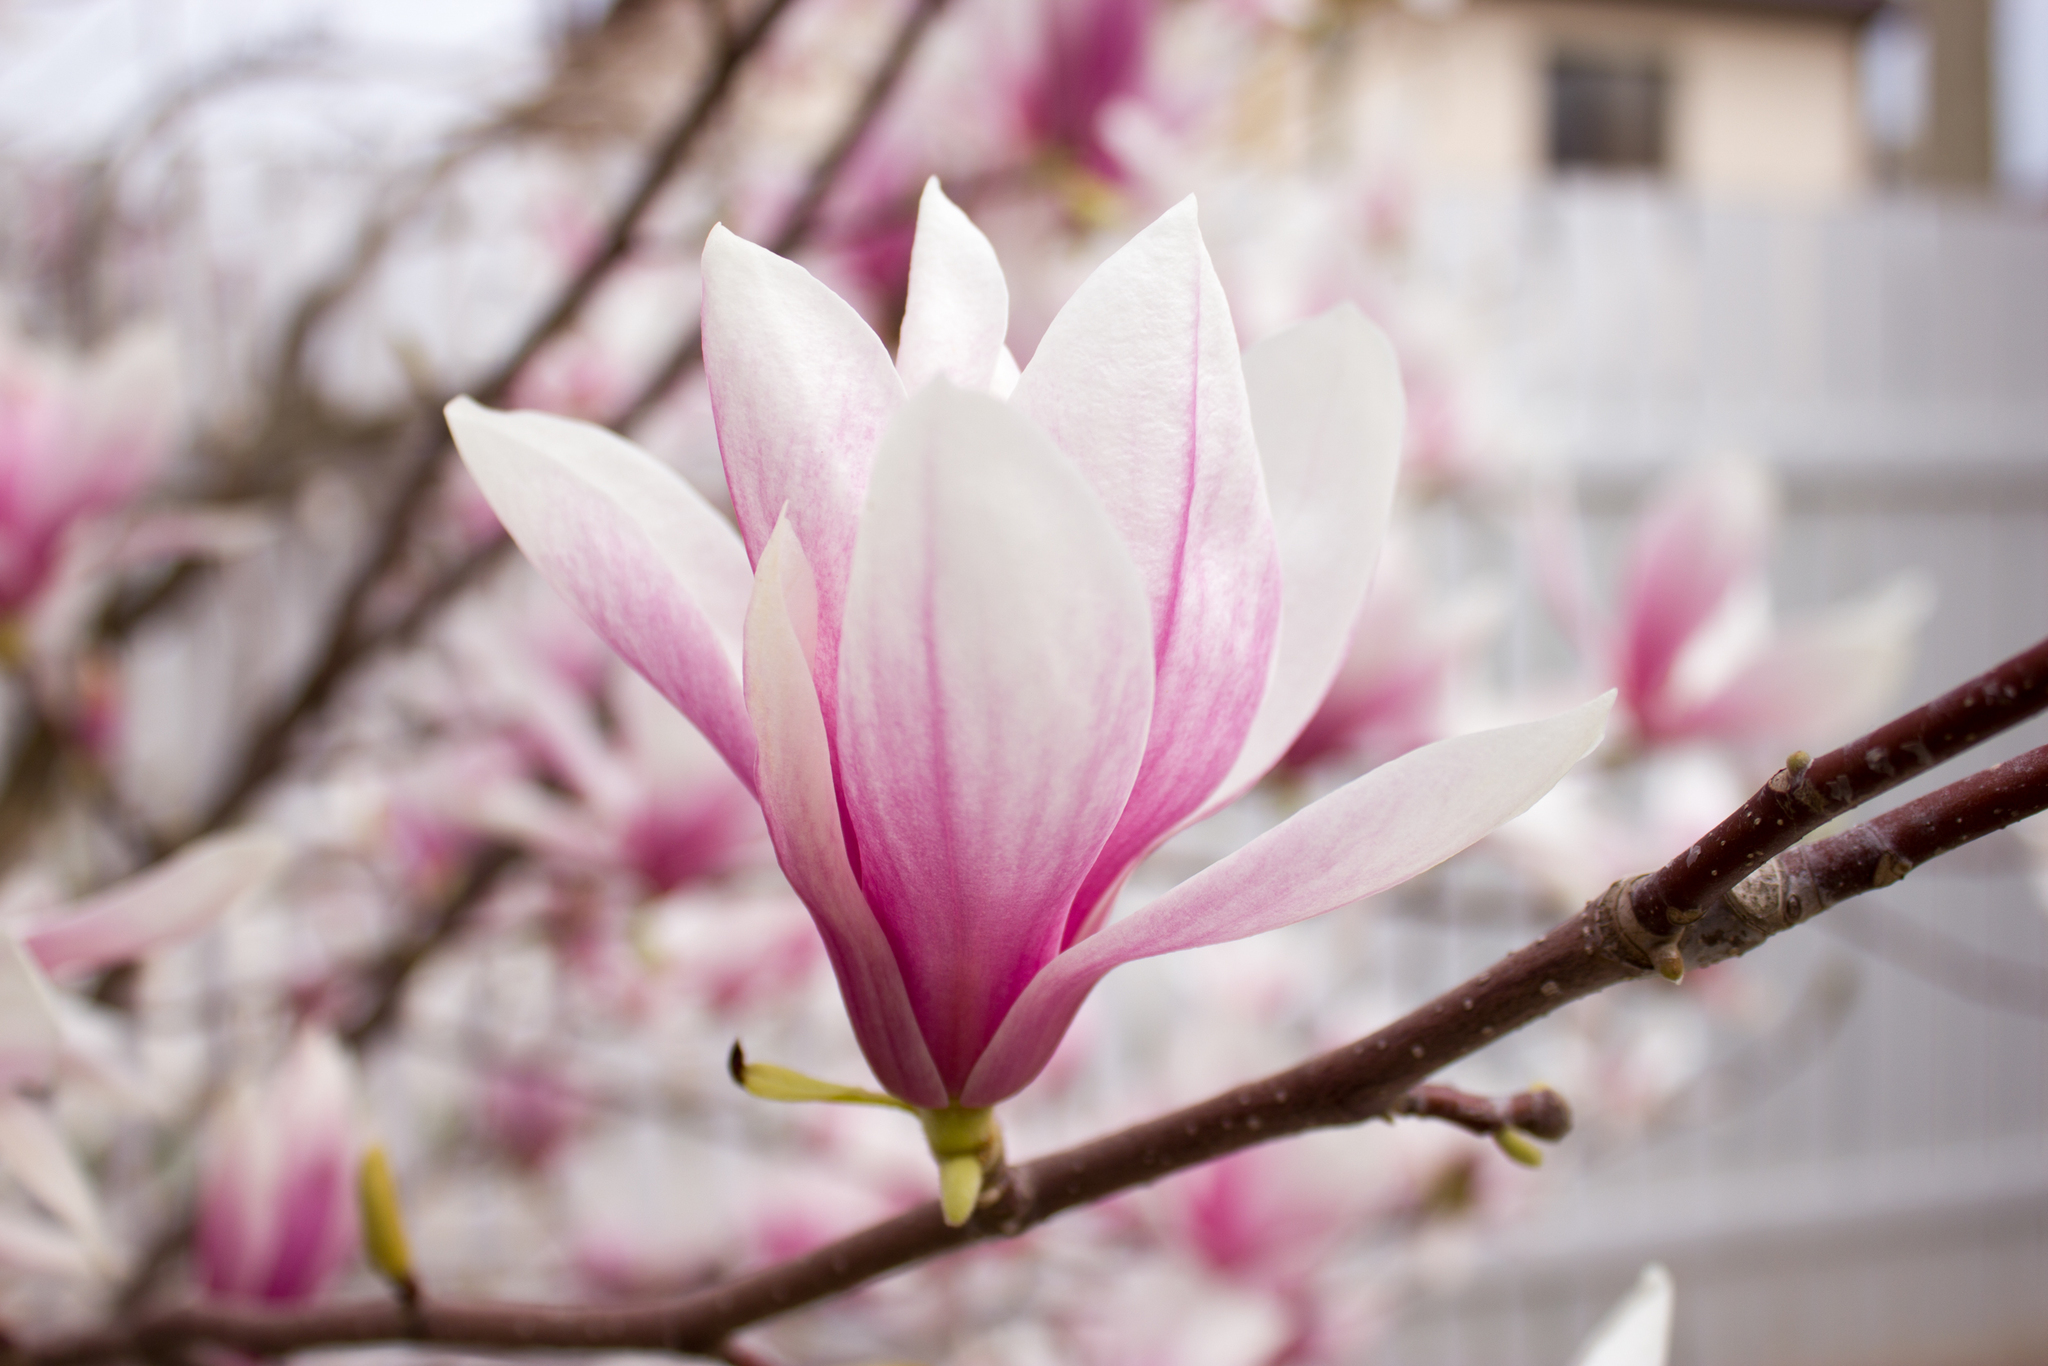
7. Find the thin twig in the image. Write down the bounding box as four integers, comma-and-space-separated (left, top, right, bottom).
170, 0, 802, 846
615, 0, 951, 430
1392, 1083, 1571, 1142
350, 0, 953, 685
341, 844, 520, 1050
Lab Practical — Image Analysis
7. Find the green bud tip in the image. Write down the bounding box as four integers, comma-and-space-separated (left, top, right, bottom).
921, 1106, 1002, 1229
1494, 1127, 1545, 1168
939, 1155, 983, 1227
1651, 941, 1686, 983
357, 1145, 414, 1289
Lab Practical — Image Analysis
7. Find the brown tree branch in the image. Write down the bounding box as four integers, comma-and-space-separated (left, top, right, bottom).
25, 661, 2048, 1364
1392, 1083, 1572, 1142
615, 0, 951, 430
1623, 633, 2048, 938
340, 843, 521, 1050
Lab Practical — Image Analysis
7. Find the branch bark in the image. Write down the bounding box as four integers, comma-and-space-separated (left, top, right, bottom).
1622, 633, 2048, 938
24, 655, 2048, 1364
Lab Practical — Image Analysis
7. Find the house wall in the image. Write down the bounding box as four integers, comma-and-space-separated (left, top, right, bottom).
1326, 0, 1871, 201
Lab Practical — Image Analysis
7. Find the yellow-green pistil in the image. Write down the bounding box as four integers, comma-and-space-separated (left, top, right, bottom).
728, 1043, 1001, 1227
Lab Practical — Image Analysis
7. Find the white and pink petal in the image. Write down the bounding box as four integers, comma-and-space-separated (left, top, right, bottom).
1012, 198, 1282, 942
446, 399, 759, 789
703, 226, 906, 731
962, 692, 1613, 1105
896, 179, 1011, 395
1211, 304, 1405, 804
26, 830, 288, 981
745, 518, 946, 1107
837, 384, 1154, 1094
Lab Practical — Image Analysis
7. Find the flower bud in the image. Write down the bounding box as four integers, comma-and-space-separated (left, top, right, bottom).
195, 1031, 358, 1303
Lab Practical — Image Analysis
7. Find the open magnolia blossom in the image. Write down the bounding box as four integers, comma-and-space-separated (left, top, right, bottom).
0, 831, 289, 1276
447, 180, 1609, 1221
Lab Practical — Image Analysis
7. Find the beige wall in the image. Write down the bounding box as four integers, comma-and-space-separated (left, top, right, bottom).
1323, 0, 1870, 201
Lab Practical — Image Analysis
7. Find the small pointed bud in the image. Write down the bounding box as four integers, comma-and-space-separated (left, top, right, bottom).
1494, 1127, 1545, 1167
727, 1043, 911, 1110
919, 1105, 1002, 1227
1651, 941, 1685, 983
938, 1155, 983, 1228
357, 1146, 414, 1296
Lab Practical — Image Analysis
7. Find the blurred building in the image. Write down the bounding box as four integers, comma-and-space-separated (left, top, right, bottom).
1255, 0, 2013, 200
1337, 0, 1879, 199
1223, 4, 2048, 1366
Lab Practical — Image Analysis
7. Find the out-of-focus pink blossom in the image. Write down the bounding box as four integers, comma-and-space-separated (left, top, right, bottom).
449, 181, 1608, 1108
1537, 458, 1930, 755
1283, 540, 1502, 773
1010, 0, 1158, 180
0, 939, 116, 1279
435, 604, 770, 896
0, 327, 178, 619
18, 830, 289, 983
482, 1060, 587, 1171
195, 1030, 359, 1304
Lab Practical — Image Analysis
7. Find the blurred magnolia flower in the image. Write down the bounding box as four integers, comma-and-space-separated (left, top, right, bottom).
11, 829, 289, 983
195, 1030, 360, 1303
0, 325, 179, 624
0, 938, 116, 1280
1282, 537, 1503, 773
446, 648, 770, 897
481, 1059, 587, 1171
1572, 1264, 1674, 1366
1007, 0, 1158, 180
1538, 458, 1931, 755
446, 180, 1608, 1140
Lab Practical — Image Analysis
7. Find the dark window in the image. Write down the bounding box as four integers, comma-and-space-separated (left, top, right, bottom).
1547, 52, 1668, 173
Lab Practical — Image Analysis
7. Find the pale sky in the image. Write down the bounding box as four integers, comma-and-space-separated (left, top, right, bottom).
0, 0, 594, 158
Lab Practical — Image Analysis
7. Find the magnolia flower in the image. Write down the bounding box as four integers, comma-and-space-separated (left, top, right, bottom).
13, 829, 289, 983
195, 1030, 359, 1303
435, 610, 768, 896
0, 326, 178, 622
1537, 458, 1929, 755
0, 938, 117, 1279
1008, 0, 1158, 180
0, 833, 284, 1282
447, 182, 1607, 1213
1282, 537, 1502, 773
